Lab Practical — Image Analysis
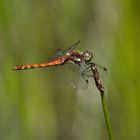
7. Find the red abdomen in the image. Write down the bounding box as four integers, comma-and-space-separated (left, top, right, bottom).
12, 58, 66, 70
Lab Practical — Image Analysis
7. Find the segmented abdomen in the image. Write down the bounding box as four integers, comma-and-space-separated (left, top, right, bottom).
12, 58, 66, 70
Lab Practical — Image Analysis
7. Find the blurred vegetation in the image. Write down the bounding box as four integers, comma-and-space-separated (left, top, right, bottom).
0, 0, 140, 140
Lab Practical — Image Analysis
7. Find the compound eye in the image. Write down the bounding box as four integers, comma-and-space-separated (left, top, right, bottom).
83, 51, 93, 62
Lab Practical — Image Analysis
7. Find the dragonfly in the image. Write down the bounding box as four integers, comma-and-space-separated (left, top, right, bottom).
12, 41, 107, 91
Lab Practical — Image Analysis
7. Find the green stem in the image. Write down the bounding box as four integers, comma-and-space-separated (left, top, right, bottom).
101, 94, 114, 140
90, 63, 114, 139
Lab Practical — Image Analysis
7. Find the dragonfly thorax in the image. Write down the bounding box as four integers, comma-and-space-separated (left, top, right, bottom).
82, 51, 93, 62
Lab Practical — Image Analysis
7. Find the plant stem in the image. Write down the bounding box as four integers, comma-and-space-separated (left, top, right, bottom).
91, 63, 114, 140
101, 94, 114, 140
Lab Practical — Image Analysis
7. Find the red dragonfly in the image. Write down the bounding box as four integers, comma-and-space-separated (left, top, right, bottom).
12, 41, 107, 90
12, 41, 82, 70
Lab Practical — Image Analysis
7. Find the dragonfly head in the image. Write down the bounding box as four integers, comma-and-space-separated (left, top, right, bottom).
83, 51, 93, 62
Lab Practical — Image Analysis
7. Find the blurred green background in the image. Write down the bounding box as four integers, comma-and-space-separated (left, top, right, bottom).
0, 0, 140, 140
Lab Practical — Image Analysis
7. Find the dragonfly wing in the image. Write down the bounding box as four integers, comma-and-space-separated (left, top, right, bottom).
60, 62, 88, 90
49, 41, 80, 61
49, 49, 64, 61
71, 74, 89, 90
72, 62, 89, 90
79, 62, 108, 78
63, 41, 80, 54
94, 63, 108, 78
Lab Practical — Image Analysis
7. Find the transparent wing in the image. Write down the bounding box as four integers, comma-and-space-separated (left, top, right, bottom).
71, 61, 89, 90
49, 49, 64, 61
49, 41, 80, 61
80, 62, 108, 78
71, 74, 89, 90
63, 40, 80, 54
95, 63, 108, 77
61, 63, 89, 90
